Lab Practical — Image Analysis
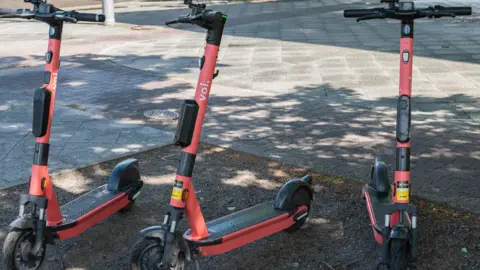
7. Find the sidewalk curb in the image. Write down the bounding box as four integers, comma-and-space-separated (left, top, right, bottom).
0, 141, 174, 191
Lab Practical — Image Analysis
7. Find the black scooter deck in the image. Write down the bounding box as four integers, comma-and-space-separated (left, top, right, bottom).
60, 184, 121, 220
185, 201, 287, 246
365, 186, 410, 232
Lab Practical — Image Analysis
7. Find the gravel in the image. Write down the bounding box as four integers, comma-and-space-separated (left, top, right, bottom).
0, 144, 479, 269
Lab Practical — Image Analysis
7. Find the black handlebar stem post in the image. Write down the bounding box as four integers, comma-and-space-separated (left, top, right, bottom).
165, 1, 227, 46
49, 21, 64, 40
30, 3, 63, 27
204, 14, 226, 46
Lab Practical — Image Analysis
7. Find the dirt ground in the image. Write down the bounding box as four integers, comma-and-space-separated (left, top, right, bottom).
0, 144, 479, 270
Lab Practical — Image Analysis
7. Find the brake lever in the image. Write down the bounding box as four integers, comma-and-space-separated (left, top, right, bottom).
21, 13, 35, 19
54, 13, 78, 23
165, 19, 179, 25
428, 11, 456, 19
357, 13, 386, 22
0, 9, 35, 19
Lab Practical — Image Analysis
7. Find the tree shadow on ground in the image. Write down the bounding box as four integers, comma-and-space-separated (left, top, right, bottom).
0, 144, 479, 270
60, 61, 476, 214
1, 3, 479, 269
0, 52, 203, 188
1, 50, 479, 212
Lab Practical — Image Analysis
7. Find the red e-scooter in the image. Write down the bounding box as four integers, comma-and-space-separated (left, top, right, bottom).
1, 1, 143, 269
344, 1, 472, 269
130, 1, 313, 269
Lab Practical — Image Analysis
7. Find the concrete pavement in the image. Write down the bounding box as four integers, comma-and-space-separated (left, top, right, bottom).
0, 0, 479, 213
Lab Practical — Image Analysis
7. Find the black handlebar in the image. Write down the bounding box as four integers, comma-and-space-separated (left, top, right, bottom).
165, 19, 179, 25
203, 10, 222, 22
0, 8, 24, 15
436, 6, 471, 16
71, 11, 105, 23
344, 8, 382, 18
0, 5, 105, 23
165, 2, 223, 27
344, 5, 472, 21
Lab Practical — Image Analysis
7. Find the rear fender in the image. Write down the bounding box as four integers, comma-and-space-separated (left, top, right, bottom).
108, 158, 141, 193
273, 175, 313, 211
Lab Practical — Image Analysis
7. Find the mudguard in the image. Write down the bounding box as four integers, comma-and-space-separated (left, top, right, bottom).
107, 158, 141, 192
141, 225, 167, 240
372, 157, 390, 198
140, 226, 191, 261
273, 175, 313, 211
9, 216, 36, 230
390, 224, 410, 240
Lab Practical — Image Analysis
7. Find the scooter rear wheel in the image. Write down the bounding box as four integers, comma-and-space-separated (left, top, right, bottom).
130, 237, 185, 270
2, 229, 45, 270
389, 239, 408, 270
284, 188, 311, 233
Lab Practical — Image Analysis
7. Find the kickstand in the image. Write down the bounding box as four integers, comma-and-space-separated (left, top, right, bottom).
53, 241, 66, 270
194, 259, 201, 270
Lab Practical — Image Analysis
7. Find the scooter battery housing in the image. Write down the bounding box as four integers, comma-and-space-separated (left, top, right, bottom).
174, 100, 199, 147
32, 88, 52, 137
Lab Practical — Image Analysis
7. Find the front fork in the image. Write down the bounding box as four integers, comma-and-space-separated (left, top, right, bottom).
161, 208, 185, 267
14, 195, 49, 256
379, 208, 418, 266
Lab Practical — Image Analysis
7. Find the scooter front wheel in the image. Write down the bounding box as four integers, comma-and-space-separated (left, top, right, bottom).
389, 239, 408, 270
2, 229, 45, 270
130, 237, 185, 270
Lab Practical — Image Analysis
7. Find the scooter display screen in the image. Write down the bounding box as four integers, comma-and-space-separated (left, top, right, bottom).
399, 2, 414, 11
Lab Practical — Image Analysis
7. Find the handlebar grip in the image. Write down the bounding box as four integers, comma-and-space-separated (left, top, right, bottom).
344, 9, 378, 18
203, 10, 222, 23
0, 8, 21, 15
72, 12, 105, 22
442, 7, 472, 16
165, 20, 178, 25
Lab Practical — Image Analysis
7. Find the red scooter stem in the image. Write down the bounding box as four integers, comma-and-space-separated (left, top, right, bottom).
399, 38, 413, 98
170, 44, 220, 240
29, 32, 64, 224
393, 36, 413, 205
183, 44, 219, 155
29, 38, 60, 196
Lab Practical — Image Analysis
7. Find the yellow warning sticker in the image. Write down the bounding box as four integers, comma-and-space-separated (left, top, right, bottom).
171, 188, 182, 201
396, 188, 409, 201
